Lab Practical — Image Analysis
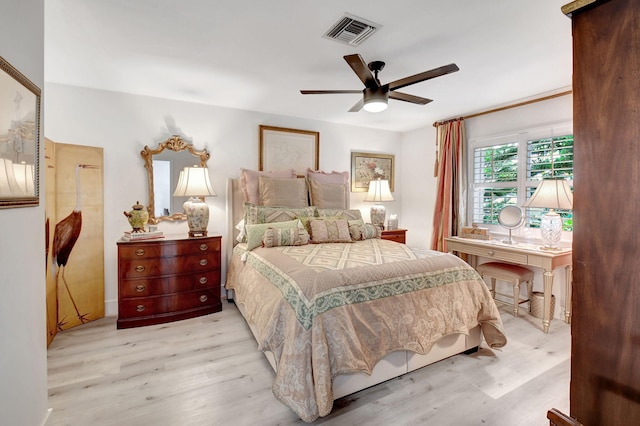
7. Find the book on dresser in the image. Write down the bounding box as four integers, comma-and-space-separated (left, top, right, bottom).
116, 234, 222, 328
121, 230, 164, 241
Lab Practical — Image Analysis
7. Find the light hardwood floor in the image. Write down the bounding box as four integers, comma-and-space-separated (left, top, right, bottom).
48, 301, 569, 425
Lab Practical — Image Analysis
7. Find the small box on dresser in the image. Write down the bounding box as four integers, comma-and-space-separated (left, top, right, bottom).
117, 234, 222, 329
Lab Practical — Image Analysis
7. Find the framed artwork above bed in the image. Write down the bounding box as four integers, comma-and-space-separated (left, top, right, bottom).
351, 151, 394, 192
259, 125, 319, 175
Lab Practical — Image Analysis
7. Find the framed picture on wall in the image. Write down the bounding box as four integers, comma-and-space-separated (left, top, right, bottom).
259, 125, 319, 175
351, 151, 395, 192
0, 55, 41, 208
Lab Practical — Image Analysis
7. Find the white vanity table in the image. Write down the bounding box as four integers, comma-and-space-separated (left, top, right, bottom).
445, 236, 572, 333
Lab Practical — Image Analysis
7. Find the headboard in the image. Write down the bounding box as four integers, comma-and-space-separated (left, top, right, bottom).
225, 178, 244, 262
225, 175, 352, 264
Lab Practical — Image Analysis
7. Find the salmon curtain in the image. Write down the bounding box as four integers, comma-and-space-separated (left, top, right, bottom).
431, 119, 467, 252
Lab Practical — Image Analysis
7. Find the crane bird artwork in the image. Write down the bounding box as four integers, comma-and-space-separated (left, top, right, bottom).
51, 163, 100, 330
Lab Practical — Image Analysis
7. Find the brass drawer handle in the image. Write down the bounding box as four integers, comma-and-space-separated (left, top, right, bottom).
136, 305, 145, 312
487, 250, 495, 256
135, 249, 145, 256
199, 259, 208, 266
135, 265, 145, 272
135, 285, 146, 292
199, 277, 208, 284
200, 244, 208, 251
199, 295, 208, 303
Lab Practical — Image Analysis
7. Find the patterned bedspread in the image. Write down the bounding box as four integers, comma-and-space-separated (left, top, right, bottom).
225, 239, 506, 422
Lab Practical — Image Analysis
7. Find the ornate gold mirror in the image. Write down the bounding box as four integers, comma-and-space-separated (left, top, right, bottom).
141, 135, 210, 224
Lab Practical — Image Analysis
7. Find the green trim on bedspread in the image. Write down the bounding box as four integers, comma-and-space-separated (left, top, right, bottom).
239, 245, 480, 330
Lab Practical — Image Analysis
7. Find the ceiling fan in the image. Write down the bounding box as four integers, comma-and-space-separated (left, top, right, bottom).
300, 54, 459, 112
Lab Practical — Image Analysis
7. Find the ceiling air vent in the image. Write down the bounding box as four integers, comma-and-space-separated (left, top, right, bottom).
323, 13, 381, 46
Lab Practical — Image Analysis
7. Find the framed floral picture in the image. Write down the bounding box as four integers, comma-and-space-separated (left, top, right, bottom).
351, 152, 394, 192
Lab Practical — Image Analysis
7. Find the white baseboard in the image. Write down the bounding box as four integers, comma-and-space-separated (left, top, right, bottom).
105, 299, 118, 316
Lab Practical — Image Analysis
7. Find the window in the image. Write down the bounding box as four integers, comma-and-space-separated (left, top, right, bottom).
470, 126, 573, 231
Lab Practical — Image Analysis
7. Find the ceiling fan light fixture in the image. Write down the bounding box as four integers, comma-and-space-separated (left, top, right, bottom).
363, 87, 389, 113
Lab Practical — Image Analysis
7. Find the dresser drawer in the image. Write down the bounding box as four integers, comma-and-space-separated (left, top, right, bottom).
118, 237, 221, 260
119, 252, 220, 279
119, 289, 219, 318
119, 270, 221, 298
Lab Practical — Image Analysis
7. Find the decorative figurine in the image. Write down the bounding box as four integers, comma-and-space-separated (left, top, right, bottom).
123, 201, 149, 233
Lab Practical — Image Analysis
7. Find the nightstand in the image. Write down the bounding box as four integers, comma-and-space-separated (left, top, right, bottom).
381, 228, 407, 244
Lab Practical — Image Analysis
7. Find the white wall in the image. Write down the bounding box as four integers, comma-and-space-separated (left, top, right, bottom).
400, 126, 438, 249
44, 83, 402, 316
0, 1, 50, 426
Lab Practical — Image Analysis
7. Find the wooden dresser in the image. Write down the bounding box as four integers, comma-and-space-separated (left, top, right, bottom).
117, 234, 222, 329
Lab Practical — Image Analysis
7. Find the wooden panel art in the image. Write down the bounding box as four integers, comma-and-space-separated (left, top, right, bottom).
45, 139, 104, 345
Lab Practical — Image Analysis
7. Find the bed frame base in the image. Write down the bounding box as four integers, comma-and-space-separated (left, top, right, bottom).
233, 300, 482, 401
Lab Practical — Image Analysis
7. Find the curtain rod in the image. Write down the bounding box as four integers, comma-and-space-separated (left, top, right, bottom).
432, 90, 573, 127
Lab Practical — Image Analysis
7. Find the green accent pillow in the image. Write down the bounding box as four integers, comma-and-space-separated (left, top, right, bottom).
244, 203, 316, 225
245, 219, 305, 250
317, 208, 363, 221
349, 223, 381, 240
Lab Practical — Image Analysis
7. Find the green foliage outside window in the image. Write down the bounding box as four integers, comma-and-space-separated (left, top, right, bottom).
473, 135, 574, 231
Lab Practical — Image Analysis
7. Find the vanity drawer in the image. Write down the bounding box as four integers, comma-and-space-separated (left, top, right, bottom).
452, 244, 528, 264
118, 289, 220, 318
119, 270, 220, 298
118, 238, 221, 260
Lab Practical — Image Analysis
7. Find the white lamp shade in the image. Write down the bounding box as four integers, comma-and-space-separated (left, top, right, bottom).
173, 166, 217, 197
13, 162, 34, 195
0, 158, 21, 195
364, 179, 394, 202
522, 179, 573, 210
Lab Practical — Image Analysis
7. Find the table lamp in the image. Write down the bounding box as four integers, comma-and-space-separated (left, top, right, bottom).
522, 178, 573, 250
173, 166, 217, 237
364, 178, 394, 229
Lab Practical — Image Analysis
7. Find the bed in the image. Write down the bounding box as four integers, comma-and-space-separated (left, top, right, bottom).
224, 175, 506, 422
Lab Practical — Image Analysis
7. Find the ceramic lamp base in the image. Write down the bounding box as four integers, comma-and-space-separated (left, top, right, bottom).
370, 204, 386, 230
183, 197, 209, 237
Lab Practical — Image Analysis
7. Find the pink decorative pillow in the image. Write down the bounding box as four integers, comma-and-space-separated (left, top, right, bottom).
308, 218, 352, 243
306, 168, 349, 209
240, 168, 296, 205
259, 176, 309, 207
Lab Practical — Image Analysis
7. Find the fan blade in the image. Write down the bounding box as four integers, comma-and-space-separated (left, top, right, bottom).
388, 63, 459, 91
300, 90, 362, 94
344, 54, 379, 88
389, 91, 433, 105
348, 98, 364, 112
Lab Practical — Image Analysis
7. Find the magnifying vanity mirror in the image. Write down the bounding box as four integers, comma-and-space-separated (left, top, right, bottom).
141, 135, 210, 224
497, 205, 524, 244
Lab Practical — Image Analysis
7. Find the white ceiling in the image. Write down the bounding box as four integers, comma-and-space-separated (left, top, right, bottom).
44, 0, 573, 132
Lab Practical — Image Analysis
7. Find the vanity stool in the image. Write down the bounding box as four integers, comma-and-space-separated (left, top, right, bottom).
476, 262, 534, 317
